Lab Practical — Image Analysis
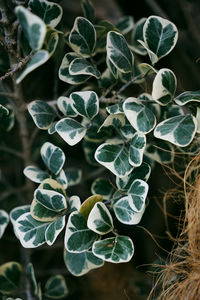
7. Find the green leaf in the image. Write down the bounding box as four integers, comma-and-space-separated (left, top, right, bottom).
29, 0, 63, 28
44, 275, 68, 299
0, 262, 22, 295
15, 6, 46, 51
145, 140, 174, 164
92, 236, 134, 263
23, 165, 50, 183
34, 188, 67, 212
87, 202, 113, 235
152, 68, 177, 105
70, 91, 99, 120
28, 100, 56, 130
64, 212, 98, 253
123, 97, 156, 134
107, 31, 134, 73
56, 118, 87, 146
79, 195, 103, 219
69, 58, 101, 79
69, 195, 81, 213
154, 114, 197, 147
91, 178, 115, 200
131, 18, 147, 55
95, 143, 133, 178
57, 96, 78, 117
45, 216, 66, 246
16, 50, 49, 84
64, 249, 104, 276
129, 132, 146, 167
81, 0, 95, 23
141, 16, 178, 65
64, 168, 82, 186
0, 210, 9, 239
116, 16, 134, 35
59, 52, 91, 85
116, 162, 151, 191
113, 197, 145, 225
41, 142, 65, 175
174, 91, 200, 106
69, 17, 96, 57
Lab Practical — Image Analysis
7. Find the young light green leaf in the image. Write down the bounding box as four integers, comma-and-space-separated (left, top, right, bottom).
131, 18, 147, 55
57, 96, 78, 117
81, 0, 95, 23
69, 58, 101, 78
44, 275, 68, 299
15, 6, 46, 51
123, 97, 156, 134
41, 142, 65, 175
174, 91, 200, 106
154, 114, 197, 147
0, 262, 22, 295
28, 100, 55, 130
69, 196, 81, 213
141, 16, 178, 65
92, 236, 134, 263
23, 165, 50, 183
113, 197, 145, 225
70, 91, 99, 120
56, 118, 87, 146
64, 211, 98, 253
64, 249, 104, 277
129, 132, 146, 167
0, 210, 9, 239
59, 53, 91, 85
152, 68, 177, 105
116, 16, 134, 35
79, 195, 103, 219
69, 17, 96, 57
87, 202, 113, 235
45, 216, 66, 246
95, 143, 133, 178
29, 0, 63, 28
34, 188, 67, 212
65, 168, 82, 186
91, 178, 115, 200
107, 31, 134, 73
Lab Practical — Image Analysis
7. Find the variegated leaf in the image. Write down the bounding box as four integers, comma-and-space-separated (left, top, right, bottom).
129, 132, 146, 167
69, 195, 81, 213
81, 0, 95, 23
44, 275, 68, 299
91, 178, 115, 200
0, 262, 22, 295
38, 178, 66, 197
64, 168, 82, 187
34, 189, 67, 212
145, 141, 174, 164
131, 18, 147, 55
45, 216, 66, 246
57, 96, 78, 117
23, 165, 49, 183
116, 16, 134, 35
69, 58, 101, 79
98, 114, 126, 132
55, 169, 68, 189
174, 91, 200, 106
106, 102, 124, 115
127, 179, 149, 212
41, 142, 65, 175
79, 195, 103, 219
0, 210, 9, 239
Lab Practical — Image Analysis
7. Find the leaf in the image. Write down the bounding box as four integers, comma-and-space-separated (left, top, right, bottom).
34, 189, 67, 212
0, 210, 9, 239
116, 162, 151, 191
106, 103, 124, 115
64, 249, 104, 276
138, 62, 157, 77
82, 139, 101, 166
145, 140, 174, 164
16, 50, 49, 84
45, 216, 66, 246
131, 18, 147, 55
154, 114, 197, 147
15, 6, 46, 50
81, 0, 95, 23
57, 96, 78, 117
38, 178, 66, 197
92, 236, 134, 263
91, 178, 115, 200
69, 17, 96, 57
70, 91, 99, 120
55, 169, 68, 189
29, 0, 63, 28
64, 211, 98, 253
174, 91, 200, 106
126, 179, 149, 212
56, 118, 87, 146
28, 100, 56, 130
87, 202, 113, 234
69, 196, 81, 213
141, 16, 178, 65
95, 143, 133, 178
113, 197, 145, 225
83, 113, 109, 142
116, 16, 134, 35
23, 165, 50, 183
79, 195, 103, 219
196, 107, 200, 134
69, 58, 101, 78
129, 132, 146, 167
119, 119, 137, 140
44, 275, 68, 299
0, 262, 22, 295
98, 114, 126, 132
0, 104, 9, 119
64, 168, 82, 186
139, 93, 161, 119
152, 68, 177, 105
107, 31, 134, 73
41, 142, 65, 175
123, 97, 156, 134
10, 205, 30, 228
59, 52, 91, 85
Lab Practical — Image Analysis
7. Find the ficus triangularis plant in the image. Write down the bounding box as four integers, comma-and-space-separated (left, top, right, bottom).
0, 0, 200, 298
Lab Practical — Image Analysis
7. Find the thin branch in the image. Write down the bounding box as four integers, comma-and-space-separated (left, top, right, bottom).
0, 91, 17, 98
0, 145, 23, 158
143, 0, 168, 19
